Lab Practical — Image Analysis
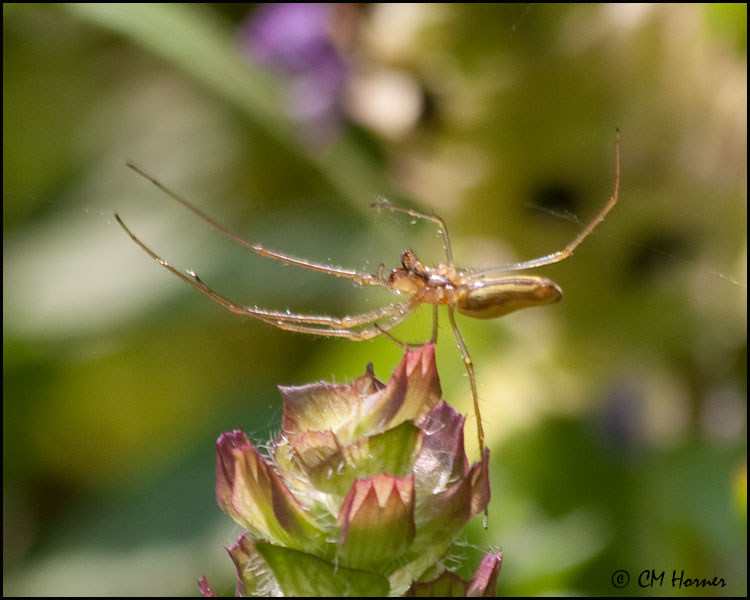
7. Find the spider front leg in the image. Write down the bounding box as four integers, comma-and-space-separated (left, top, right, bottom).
116, 214, 408, 330
126, 163, 384, 288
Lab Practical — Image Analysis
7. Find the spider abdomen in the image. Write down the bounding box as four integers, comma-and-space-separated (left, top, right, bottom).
457, 276, 562, 319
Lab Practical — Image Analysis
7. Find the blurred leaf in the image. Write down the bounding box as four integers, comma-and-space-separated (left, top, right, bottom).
62, 3, 388, 209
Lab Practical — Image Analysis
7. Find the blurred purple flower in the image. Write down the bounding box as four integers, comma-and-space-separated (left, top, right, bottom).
240, 3, 348, 145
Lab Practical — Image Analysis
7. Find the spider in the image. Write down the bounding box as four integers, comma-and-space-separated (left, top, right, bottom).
116, 132, 620, 456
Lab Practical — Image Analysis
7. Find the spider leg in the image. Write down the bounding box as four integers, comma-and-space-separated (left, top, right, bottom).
370, 200, 455, 266
254, 299, 418, 341
192, 269, 412, 328
447, 307, 485, 454
469, 130, 620, 276
430, 303, 439, 343
126, 163, 384, 288
375, 304, 439, 349
116, 214, 406, 328
448, 306, 489, 526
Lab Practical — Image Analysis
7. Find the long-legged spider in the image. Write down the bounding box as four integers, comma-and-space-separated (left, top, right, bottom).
116, 132, 619, 456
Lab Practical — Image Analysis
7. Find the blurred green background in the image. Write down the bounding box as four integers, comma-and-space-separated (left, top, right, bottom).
3, 3, 746, 596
